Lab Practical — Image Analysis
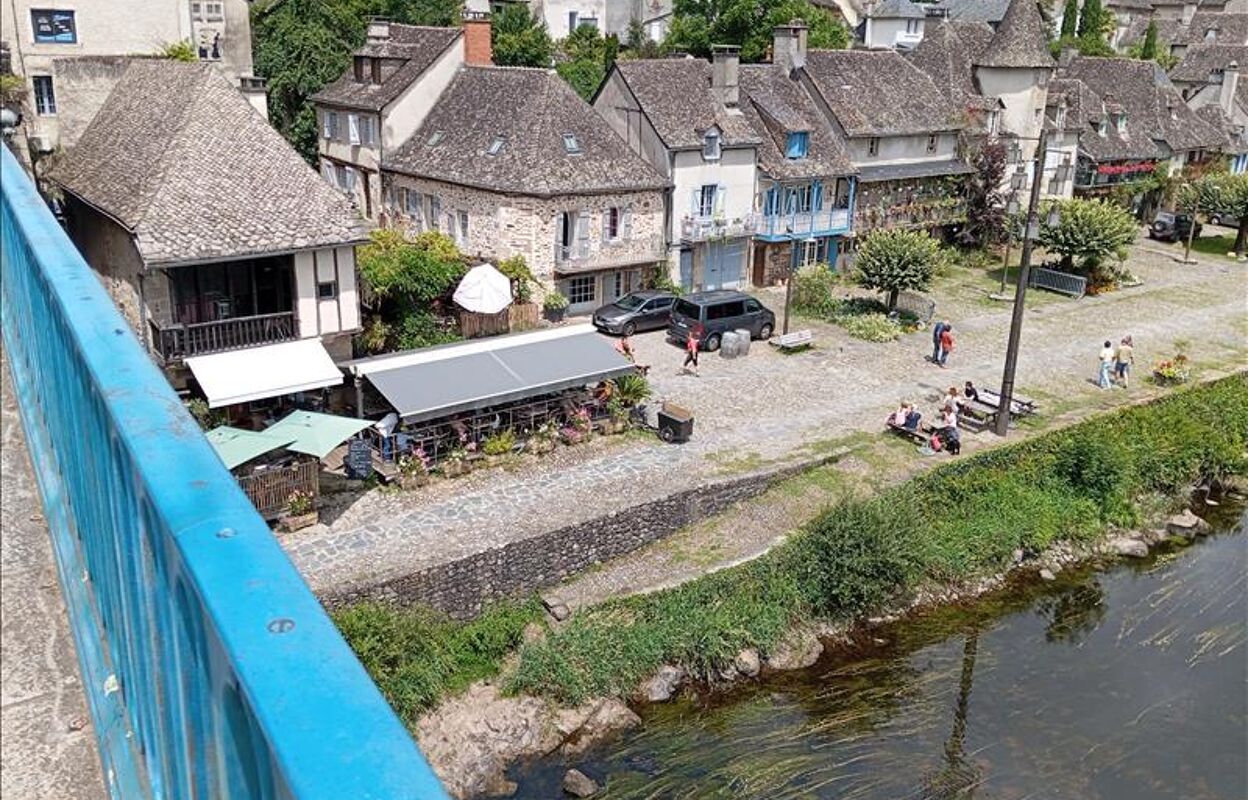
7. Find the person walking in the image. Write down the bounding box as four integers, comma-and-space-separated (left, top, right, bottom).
931, 319, 949, 363
1114, 336, 1135, 388
682, 326, 701, 377
938, 324, 955, 368
1097, 340, 1116, 389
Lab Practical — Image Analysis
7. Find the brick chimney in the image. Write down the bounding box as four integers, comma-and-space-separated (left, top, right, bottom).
1221, 60, 1240, 116
367, 17, 391, 43
712, 45, 740, 108
463, 10, 493, 66
773, 19, 809, 74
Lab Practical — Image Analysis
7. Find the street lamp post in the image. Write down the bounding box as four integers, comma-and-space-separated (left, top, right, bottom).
994, 128, 1049, 437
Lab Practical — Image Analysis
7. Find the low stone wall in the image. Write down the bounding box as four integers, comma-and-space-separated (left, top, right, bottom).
319, 452, 844, 618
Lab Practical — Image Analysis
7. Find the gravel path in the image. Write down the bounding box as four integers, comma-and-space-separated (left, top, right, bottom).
282, 241, 1248, 598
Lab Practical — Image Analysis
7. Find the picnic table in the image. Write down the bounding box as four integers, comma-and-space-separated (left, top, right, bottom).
976, 389, 1038, 417
887, 420, 934, 444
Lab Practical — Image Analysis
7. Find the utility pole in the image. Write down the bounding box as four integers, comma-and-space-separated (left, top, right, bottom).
994, 128, 1047, 437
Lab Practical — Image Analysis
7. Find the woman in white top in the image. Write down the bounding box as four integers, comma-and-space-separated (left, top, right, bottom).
1098, 340, 1116, 389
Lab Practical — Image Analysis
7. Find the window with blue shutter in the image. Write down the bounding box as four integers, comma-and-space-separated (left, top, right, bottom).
785, 132, 809, 159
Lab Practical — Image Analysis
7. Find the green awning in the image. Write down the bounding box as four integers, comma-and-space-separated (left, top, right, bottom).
264, 410, 372, 460
204, 426, 295, 470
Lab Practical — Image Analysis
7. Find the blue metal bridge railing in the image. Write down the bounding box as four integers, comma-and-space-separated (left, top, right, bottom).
0, 145, 448, 798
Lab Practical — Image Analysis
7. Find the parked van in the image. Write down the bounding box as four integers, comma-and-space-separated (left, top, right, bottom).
668, 290, 775, 351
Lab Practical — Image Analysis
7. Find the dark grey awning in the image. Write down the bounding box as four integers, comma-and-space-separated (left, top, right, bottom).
856, 159, 975, 183
345, 325, 635, 423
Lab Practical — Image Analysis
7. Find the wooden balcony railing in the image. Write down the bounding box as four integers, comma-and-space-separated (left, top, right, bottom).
150, 311, 297, 362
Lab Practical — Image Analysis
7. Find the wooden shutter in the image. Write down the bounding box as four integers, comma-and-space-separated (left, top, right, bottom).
348, 114, 361, 145
622, 206, 633, 239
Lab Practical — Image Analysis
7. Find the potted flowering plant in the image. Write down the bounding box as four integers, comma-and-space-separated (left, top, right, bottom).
440, 445, 472, 478
1152, 354, 1191, 385
280, 490, 318, 532
543, 291, 569, 323
527, 421, 558, 455
397, 448, 431, 489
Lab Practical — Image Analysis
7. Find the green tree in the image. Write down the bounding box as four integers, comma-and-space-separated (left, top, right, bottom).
158, 39, 197, 61
1195, 173, 1248, 255
1140, 19, 1158, 59
853, 229, 942, 309
961, 141, 1008, 248
1038, 198, 1137, 277
1076, 0, 1107, 37
1059, 0, 1078, 39
493, 5, 553, 67
356, 229, 467, 353
625, 19, 663, 59
556, 24, 610, 98
663, 0, 849, 62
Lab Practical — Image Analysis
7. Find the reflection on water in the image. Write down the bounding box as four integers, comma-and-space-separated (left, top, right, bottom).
511, 504, 1247, 800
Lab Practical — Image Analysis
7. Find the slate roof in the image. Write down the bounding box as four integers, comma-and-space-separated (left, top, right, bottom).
803, 49, 964, 136
1058, 56, 1228, 158
975, 0, 1056, 68
1170, 43, 1248, 81
1195, 102, 1248, 153
1106, 0, 1153, 10
311, 25, 461, 111
870, 0, 926, 18
611, 59, 759, 150
737, 64, 856, 180
1047, 76, 1164, 161
908, 20, 1000, 112
1121, 12, 1248, 47
384, 66, 668, 196
48, 61, 369, 267
930, 0, 1013, 23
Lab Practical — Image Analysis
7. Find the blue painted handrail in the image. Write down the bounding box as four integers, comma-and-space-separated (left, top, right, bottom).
0, 145, 448, 799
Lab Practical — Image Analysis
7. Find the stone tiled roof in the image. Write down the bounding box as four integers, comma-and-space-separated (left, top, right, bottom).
311, 25, 461, 111
803, 49, 964, 136
909, 20, 999, 112
612, 58, 759, 150
738, 64, 856, 180
1107, 0, 1154, 10
931, 0, 1013, 23
48, 61, 369, 266
383, 66, 668, 196
975, 0, 1056, 68
1121, 12, 1248, 47
870, 0, 926, 19
1048, 76, 1164, 161
1195, 102, 1248, 153
1059, 56, 1228, 158
1170, 43, 1248, 81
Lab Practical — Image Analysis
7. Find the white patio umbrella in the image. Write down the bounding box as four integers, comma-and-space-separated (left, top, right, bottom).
453, 263, 513, 315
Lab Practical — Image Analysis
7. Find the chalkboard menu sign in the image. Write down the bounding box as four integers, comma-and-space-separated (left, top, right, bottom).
345, 438, 373, 480
31, 10, 77, 43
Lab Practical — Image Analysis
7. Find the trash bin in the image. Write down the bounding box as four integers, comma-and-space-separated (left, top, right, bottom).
735, 328, 752, 356
657, 402, 694, 443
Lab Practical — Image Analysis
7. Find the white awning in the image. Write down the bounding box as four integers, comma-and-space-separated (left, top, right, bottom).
186, 339, 344, 408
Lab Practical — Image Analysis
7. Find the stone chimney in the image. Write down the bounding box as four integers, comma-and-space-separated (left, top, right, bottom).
367, 17, 391, 43
239, 76, 269, 120
712, 45, 740, 108
1181, 3, 1196, 26
462, 10, 493, 66
773, 19, 809, 74
1221, 60, 1240, 115
1058, 44, 1077, 68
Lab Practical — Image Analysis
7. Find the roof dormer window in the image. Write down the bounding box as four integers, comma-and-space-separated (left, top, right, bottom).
1098, 119, 1108, 137
427, 130, 444, 146
1055, 106, 1067, 127
487, 136, 506, 156
1205, 27, 1218, 42
703, 127, 721, 161
354, 57, 368, 82
562, 133, 582, 154
785, 131, 809, 159
1114, 113, 1126, 135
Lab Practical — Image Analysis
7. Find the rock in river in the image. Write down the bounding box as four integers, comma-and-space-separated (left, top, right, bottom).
1166, 509, 1212, 538
734, 648, 761, 678
1107, 537, 1149, 558
561, 698, 642, 756
562, 768, 599, 797
766, 628, 824, 671
639, 665, 685, 703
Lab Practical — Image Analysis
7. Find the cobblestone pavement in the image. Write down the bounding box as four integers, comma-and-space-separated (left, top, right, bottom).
1, 354, 104, 799
283, 240, 1248, 597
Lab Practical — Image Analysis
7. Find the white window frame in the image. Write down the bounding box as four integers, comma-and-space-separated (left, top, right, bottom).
348, 113, 361, 145
867, 137, 879, 157
702, 129, 722, 161
565, 275, 596, 305
317, 280, 338, 300
698, 185, 717, 218
32, 75, 56, 116
428, 196, 441, 231
358, 115, 376, 146
905, 19, 920, 34
605, 206, 621, 240
456, 210, 469, 244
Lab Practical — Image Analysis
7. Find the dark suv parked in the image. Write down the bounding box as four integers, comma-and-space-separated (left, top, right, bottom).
668, 290, 775, 351
1148, 211, 1202, 243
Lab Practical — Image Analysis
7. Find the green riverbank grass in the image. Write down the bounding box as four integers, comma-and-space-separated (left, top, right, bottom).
338, 376, 1248, 716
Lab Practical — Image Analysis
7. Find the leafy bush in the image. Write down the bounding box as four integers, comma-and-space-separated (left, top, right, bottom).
543, 291, 569, 311
482, 428, 517, 456
496, 255, 534, 304
646, 266, 684, 296
853, 229, 941, 309
791, 265, 841, 319
839, 312, 901, 342
1038, 198, 1137, 279
393, 310, 460, 351
185, 398, 225, 430
358, 229, 466, 305
613, 373, 652, 407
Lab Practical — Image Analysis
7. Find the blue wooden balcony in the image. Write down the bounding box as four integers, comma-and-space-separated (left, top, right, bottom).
754, 206, 852, 242
0, 144, 448, 799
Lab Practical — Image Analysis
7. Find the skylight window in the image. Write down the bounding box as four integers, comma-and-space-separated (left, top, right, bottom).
487, 136, 506, 156
427, 130, 444, 146
562, 133, 582, 154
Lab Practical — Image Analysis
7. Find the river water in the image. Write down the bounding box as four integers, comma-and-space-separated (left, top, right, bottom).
510, 502, 1247, 800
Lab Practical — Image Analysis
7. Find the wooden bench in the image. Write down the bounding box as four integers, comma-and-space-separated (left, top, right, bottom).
1028, 267, 1087, 298
772, 329, 814, 351
957, 401, 998, 433
977, 389, 1038, 417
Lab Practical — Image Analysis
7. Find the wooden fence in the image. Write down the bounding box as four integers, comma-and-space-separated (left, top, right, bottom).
237, 460, 320, 520
459, 303, 540, 339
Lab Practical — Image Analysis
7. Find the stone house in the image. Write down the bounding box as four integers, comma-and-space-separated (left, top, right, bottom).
463, 0, 672, 41
0, 0, 262, 159
797, 35, 973, 237
47, 60, 370, 405
1182, 59, 1248, 172
1119, 10, 1247, 60
594, 51, 760, 292
863, 0, 927, 50
381, 65, 669, 316
1052, 53, 1228, 210
738, 58, 857, 283
310, 17, 489, 220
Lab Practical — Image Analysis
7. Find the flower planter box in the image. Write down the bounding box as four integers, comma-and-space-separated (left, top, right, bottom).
543, 307, 567, 324
441, 459, 471, 478
528, 438, 556, 455
399, 473, 430, 490
278, 511, 318, 532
